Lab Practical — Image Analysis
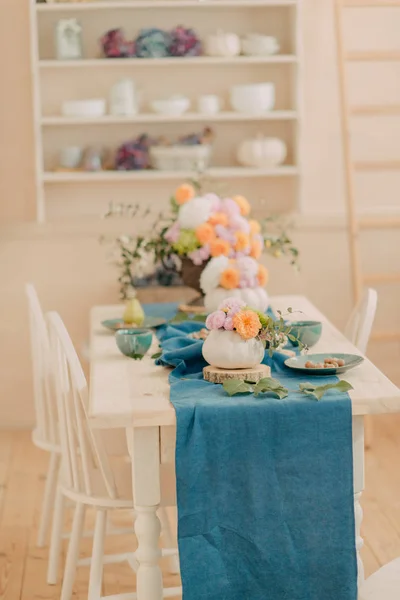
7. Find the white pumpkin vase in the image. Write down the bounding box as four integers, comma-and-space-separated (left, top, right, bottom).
236, 135, 287, 168
202, 329, 265, 370
204, 286, 269, 314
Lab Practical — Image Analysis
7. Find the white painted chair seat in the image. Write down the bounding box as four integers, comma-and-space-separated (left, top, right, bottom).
359, 557, 400, 600
345, 288, 378, 355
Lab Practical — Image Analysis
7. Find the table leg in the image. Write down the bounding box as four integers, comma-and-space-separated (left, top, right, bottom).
352, 416, 365, 587
127, 426, 163, 600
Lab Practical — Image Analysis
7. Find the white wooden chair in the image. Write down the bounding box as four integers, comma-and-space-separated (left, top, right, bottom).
345, 288, 378, 355
345, 288, 378, 449
359, 557, 400, 600
47, 311, 180, 600
26, 283, 61, 548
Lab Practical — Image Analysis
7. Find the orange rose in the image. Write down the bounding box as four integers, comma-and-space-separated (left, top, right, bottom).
250, 238, 262, 259
233, 310, 261, 340
208, 212, 229, 227
220, 267, 240, 290
249, 219, 261, 235
233, 195, 251, 216
234, 231, 250, 252
195, 223, 215, 245
257, 264, 269, 287
210, 239, 231, 257
175, 183, 195, 205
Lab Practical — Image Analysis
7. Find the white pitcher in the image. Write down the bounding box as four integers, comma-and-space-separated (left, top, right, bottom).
109, 79, 138, 116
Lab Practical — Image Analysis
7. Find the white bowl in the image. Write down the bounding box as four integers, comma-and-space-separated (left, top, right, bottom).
241, 34, 279, 56
150, 145, 211, 171
62, 99, 106, 119
150, 96, 190, 116
230, 83, 275, 113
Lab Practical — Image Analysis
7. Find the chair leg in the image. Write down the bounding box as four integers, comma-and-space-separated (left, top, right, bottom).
158, 507, 180, 575
88, 509, 107, 600
61, 502, 86, 600
47, 485, 66, 584
37, 451, 60, 548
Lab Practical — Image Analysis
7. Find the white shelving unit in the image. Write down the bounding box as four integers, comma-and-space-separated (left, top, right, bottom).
30, 0, 302, 223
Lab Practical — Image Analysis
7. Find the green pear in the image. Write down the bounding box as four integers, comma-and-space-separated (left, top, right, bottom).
123, 298, 145, 326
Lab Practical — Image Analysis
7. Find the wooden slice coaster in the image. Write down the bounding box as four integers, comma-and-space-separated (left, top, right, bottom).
203, 363, 271, 384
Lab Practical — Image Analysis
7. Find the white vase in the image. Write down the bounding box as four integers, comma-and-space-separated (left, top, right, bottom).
204, 287, 269, 313
202, 329, 265, 369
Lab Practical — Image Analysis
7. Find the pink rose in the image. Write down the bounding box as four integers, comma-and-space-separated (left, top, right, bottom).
214, 225, 235, 244
206, 310, 226, 330
220, 198, 240, 219
218, 297, 246, 316
224, 316, 234, 330
188, 244, 210, 266
164, 221, 180, 244
230, 215, 251, 234
204, 193, 222, 212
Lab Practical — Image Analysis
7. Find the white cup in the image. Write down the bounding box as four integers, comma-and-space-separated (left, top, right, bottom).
59, 146, 83, 169
197, 95, 222, 114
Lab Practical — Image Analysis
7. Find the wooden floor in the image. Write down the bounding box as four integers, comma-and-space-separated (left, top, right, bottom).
1, 421, 400, 599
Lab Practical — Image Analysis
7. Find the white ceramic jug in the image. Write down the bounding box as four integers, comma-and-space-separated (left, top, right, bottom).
109, 79, 138, 116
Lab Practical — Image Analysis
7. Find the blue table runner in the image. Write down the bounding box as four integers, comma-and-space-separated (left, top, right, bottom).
145, 303, 357, 600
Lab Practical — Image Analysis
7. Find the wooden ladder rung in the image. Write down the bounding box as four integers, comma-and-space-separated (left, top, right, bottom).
351, 104, 400, 116
363, 272, 400, 284
347, 50, 400, 61
354, 160, 400, 171
371, 330, 400, 342
345, 0, 400, 6
359, 216, 400, 229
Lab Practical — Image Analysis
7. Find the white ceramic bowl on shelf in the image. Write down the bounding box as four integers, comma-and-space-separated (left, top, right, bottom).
150, 96, 190, 116
241, 34, 280, 56
230, 83, 275, 114
61, 99, 106, 119
149, 145, 212, 171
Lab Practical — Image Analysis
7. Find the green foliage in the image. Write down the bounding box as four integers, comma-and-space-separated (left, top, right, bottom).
222, 379, 254, 396
222, 377, 288, 399
299, 380, 353, 401
131, 353, 144, 360
169, 311, 207, 325
151, 351, 162, 359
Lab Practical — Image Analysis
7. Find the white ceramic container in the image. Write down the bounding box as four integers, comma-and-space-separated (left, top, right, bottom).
202, 329, 265, 369
236, 136, 287, 168
241, 34, 279, 56
150, 96, 190, 116
204, 31, 241, 57
149, 145, 212, 171
204, 286, 269, 314
230, 83, 275, 114
109, 79, 138, 116
197, 95, 222, 114
59, 146, 83, 169
61, 99, 106, 118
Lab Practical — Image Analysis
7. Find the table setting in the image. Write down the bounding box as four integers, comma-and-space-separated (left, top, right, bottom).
88, 184, 400, 600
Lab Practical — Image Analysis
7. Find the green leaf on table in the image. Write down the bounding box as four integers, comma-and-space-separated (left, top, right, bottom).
253, 377, 289, 399
151, 351, 162, 359
222, 379, 254, 396
131, 353, 144, 361
299, 380, 353, 401
169, 311, 206, 325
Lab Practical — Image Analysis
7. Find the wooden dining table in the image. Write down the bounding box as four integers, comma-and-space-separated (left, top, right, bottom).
88, 295, 400, 600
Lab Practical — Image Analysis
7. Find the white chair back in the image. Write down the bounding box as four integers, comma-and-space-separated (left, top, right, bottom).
345, 288, 378, 354
47, 311, 118, 500
25, 283, 58, 446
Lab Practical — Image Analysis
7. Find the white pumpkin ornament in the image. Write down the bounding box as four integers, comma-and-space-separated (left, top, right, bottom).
202, 329, 265, 369
236, 135, 287, 168
204, 30, 241, 57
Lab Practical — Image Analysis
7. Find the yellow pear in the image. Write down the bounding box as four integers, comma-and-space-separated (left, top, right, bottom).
123, 297, 145, 326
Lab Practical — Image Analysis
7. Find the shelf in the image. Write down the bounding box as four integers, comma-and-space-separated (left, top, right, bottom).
36, 0, 297, 11
39, 55, 297, 68
41, 111, 297, 126
42, 166, 298, 183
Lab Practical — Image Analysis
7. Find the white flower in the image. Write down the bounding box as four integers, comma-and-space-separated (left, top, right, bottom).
178, 195, 214, 230
200, 256, 229, 294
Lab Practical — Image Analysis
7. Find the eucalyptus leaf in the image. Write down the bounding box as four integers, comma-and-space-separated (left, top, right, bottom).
151, 351, 162, 359
222, 380, 254, 396
253, 377, 289, 399
299, 380, 353, 401
131, 353, 144, 361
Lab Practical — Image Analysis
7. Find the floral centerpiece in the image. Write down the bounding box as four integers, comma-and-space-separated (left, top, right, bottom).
202, 297, 291, 370
101, 180, 299, 302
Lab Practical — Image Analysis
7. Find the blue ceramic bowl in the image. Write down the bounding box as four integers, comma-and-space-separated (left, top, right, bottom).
115, 328, 153, 358
288, 321, 322, 348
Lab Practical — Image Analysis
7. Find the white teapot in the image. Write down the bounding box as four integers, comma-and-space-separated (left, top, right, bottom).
236, 135, 287, 168
204, 30, 241, 57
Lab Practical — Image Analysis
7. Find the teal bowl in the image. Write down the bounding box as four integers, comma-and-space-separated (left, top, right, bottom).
115, 328, 153, 358
288, 321, 323, 348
